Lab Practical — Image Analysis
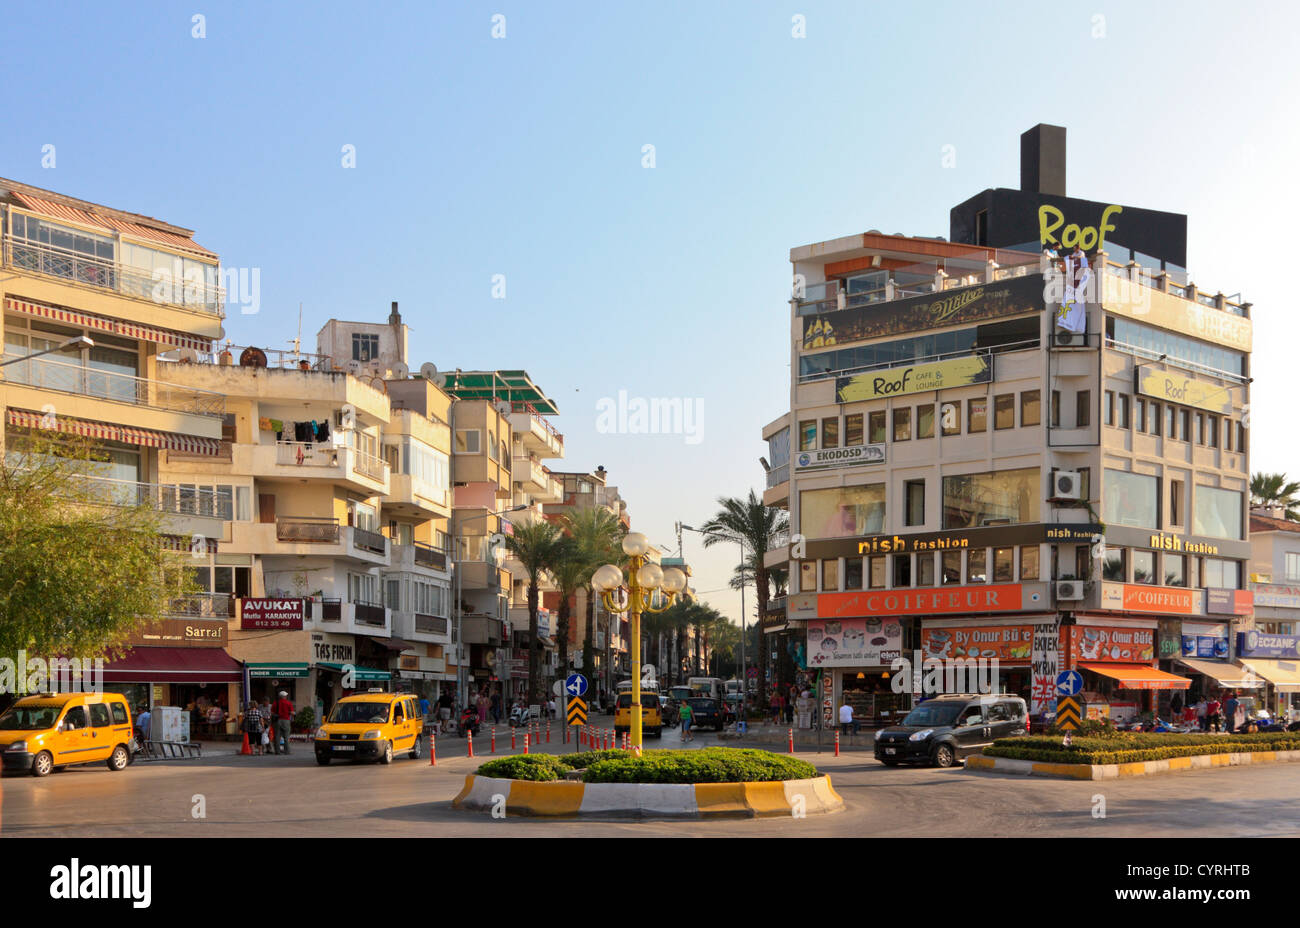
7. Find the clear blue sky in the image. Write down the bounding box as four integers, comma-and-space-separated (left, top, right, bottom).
4, 1, 1296, 632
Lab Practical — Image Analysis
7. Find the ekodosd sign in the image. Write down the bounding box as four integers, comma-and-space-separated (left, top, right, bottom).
794, 444, 885, 472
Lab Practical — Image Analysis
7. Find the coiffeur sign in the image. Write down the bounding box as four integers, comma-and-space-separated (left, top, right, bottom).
1100, 583, 1202, 616
815, 584, 1044, 618
836, 355, 991, 403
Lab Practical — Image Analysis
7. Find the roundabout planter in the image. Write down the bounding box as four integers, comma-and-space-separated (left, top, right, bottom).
453, 773, 844, 819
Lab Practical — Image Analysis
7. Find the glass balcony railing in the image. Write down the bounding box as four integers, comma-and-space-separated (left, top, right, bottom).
1, 354, 225, 417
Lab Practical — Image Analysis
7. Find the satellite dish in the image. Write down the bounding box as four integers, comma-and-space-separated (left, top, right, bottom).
346, 359, 362, 375
419, 362, 438, 381
239, 347, 268, 368
390, 361, 409, 379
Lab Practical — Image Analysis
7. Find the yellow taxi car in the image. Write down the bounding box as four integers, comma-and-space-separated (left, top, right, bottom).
614, 691, 663, 738
314, 692, 425, 765
0, 693, 134, 777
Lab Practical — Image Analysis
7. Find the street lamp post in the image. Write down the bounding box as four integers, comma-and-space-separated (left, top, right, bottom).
453, 504, 526, 713
591, 532, 688, 755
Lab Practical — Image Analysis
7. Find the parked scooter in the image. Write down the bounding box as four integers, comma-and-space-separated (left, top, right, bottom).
508, 704, 532, 727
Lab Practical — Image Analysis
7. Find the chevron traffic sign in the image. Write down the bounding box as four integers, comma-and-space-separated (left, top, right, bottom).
566, 697, 587, 726
1056, 696, 1082, 731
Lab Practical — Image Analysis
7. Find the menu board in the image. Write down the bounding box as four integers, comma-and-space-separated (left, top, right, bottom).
1067, 626, 1155, 663
1030, 617, 1062, 715
807, 617, 903, 668
921, 625, 1033, 662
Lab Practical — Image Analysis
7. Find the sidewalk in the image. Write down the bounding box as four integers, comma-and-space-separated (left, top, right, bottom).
720, 722, 880, 752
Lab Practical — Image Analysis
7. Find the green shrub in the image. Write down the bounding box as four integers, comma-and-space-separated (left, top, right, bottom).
558, 750, 629, 769
292, 707, 316, 733
985, 731, 1300, 765
476, 754, 573, 781
583, 747, 817, 784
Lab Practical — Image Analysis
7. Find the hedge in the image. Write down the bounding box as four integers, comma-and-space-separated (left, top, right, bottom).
984, 731, 1300, 765
557, 750, 630, 769
475, 754, 572, 781
583, 748, 817, 784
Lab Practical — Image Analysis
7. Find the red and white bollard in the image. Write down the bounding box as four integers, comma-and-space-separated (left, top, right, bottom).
524, 733, 530, 755
491, 728, 496, 754
429, 731, 437, 766
546, 721, 551, 743
788, 728, 794, 754
623, 732, 629, 751
834, 729, 840, 757
467, 730, 474, 758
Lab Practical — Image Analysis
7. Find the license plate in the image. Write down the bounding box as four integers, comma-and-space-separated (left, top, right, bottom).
886, 747, 896, 755
334, 745, 355, 752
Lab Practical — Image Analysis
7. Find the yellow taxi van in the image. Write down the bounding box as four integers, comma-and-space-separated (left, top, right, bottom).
614, 689, 663, 738
314, 692, 425, 765
0, 693, 134, 777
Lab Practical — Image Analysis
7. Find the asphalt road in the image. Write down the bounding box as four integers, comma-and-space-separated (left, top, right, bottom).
3, 726, 1299, 837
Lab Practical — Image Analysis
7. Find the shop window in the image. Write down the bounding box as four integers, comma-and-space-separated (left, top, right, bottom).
1020, 391, 1041, 427
1165, 554, 1187, 587
1203, 558, 1241, 589
1103, 469, 1159, 530
968, 397, 988, 433
1103, 391, 1114, 426
892, 554, 912, 588
893, 408, 912, 442
1133, 550, 1156, 585
994, 547, 1014, 582
844, 557, 864, 590
845, 414, 863, 446
942, 550, 963, 585
869, 557, 887, 589
799, 484, 885, 538
1020, 545, 1040, 581
940, 401, 961, 436
800, 561, 816, 592
1192, 485, 1243, 540
943, 467, 1040, 529
994, 394, 1015, 430
822, 417, 840, 449
916, 404, 935, 439
822, 559, 839, 591
799, 420, 817, 451
1103, 547, 1126, 581
968, 548, 988, 583
1076, 390, 1091, 429
1170, 479, 1184, 527
917, 553, 936, 586
869, 411, 886, 444
904, 479, 925, 527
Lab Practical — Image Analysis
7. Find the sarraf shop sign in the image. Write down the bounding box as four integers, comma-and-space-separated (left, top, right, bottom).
800, 273, 1044, 348
241, 598, 306, 630
816, 583, 1045, 618
835, 355, 990, 403
1067, 626, 1155, 663
806, 617, 903, 668
125, 619, 227, 649
921, 625, 1033, 662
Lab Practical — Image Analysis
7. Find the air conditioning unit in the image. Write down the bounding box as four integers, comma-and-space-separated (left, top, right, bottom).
1050, 470, 1083, 502
1052, 329, 1088, 349
1056, 580, 1085, 601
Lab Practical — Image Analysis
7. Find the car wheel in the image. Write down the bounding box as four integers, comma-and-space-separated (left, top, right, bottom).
32, 751, 53, 778
932, 743, 956, 768
107, 745, 129, 772
316, 754, 331, 766
380, 741, 393, 765
410, 735, 422, 760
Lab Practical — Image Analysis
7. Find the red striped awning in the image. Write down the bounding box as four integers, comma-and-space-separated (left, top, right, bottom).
99, 646, 242, 684
6, 408, 221, 455
12, 191, 216, 258
4, 297, 212, 353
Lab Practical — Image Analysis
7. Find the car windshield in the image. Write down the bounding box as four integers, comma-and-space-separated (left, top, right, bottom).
902, 703, 965, 727
328, 702, 390, 724
0, 705, 62, 730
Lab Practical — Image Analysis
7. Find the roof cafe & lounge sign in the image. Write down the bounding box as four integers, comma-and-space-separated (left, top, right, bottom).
1136, 374, 1233, 416
835, 355, 991, 404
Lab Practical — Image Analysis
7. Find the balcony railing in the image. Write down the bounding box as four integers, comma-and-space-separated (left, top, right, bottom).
510, 401, 564, 442
167, 592, 235, 618
353, 601, 386, 627
352, 448, 389, 481
318, 598, 343, 621
415, 613, 449, 635
1, 354, 226, 418
413, 541, 447, 570
276, 516, 339, 543
74, 474, 231, 519
275, 441, 339, 467
352, 526, 387, 555
766, 462, 789, 489
4, 234, 225, 315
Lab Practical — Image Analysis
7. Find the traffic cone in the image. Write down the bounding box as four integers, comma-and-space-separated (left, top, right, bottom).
240, 731, 252, 756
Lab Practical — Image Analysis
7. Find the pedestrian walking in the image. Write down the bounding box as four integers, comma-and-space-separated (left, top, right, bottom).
437, 691, 453, 732
241, 700, 266, 755
273, 690, 294, 754
490, 691, 501, 725
476, 690, 489, 724
547, 696, 556, 720
770, 691, 782, 725
679, 699, 694, 742
419, 694, 430, 722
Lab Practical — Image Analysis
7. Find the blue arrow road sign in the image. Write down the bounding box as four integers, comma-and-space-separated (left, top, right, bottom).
565, 673, 588, 697
1056, 670, 1083, 697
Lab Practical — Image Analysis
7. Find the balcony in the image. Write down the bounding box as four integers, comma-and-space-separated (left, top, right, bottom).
2, 354, 225, 419
309, 598, 389, 632
415, 613, 450, 636
352, 527, 387, 556
3, 234, 225, 316
254, 441, 390, 494
508, 403, 564, 458
388, 541, 450, 574
70, 474, 229, 536
166, 592, 235, 619
251, 518, 389, 564
385, 473, 450, 516
276, 516, 339, 544
353, 600, 386, 627
461, 615, 505, 646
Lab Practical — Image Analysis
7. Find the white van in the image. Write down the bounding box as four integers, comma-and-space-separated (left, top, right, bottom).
687, 677, 724, 701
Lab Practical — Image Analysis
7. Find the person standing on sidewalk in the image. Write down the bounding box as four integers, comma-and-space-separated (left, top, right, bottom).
241, 700, 266, 755
273, 690, 294, 754
1224, 692, 1239, 734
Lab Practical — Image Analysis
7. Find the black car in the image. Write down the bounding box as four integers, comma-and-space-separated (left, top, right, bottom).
873, 694, 1028, 768
686, 697, 725, 732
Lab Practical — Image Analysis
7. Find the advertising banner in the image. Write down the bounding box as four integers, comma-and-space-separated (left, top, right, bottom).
124, 618, 227, 649
815, 583, 1044, 618
1030, 616, 1063, 714
1251, 583, 1300, 609
1182, 635, 1230, 659
1137, 372, 1233, 415
921, 625, 1033, 662
1236, 631, 1300, 659
793, 444, 885, 472
806, 617, 903, 668
241, 598, 306, 630
835, 355, 991, 404
1105, 274, 1252, 352
1100, 583, 1204, 616
1205, 588, 1253, 616
1067, 626, 1155, 663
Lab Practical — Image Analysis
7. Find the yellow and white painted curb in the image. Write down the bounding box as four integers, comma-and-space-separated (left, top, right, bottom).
965, 749, 1300, 780
453, 774, 844, 818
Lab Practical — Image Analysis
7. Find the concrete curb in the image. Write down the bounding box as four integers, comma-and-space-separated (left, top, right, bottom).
965, 749, 1300, 780
452, 774, 844, 818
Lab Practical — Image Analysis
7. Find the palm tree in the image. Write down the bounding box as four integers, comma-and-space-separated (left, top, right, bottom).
698, 490, 789, 704
503, 520, 566, 708
1251, 473, 1300, 521
561, 506, 625, 699
548, 535, 586, 682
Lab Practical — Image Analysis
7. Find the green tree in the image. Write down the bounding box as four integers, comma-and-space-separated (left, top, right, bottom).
562, 506, 624, 696
547, 533, 585, 682
503, 519, 567, 707
1251, 473, 1300, 521
698, 490, 788, 703
0, 430, 197, 658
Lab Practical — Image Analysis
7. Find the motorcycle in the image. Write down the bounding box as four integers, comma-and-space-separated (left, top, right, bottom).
508, 705, 533, 727
457, 706, 481, 738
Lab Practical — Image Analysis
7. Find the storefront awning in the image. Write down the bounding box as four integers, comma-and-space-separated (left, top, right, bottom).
1239, 659, 1300, 692
6, 408, 221, 455
1175, 659, 1262, 689
246, 662, 310, 679
316, 662, 391, 682
100, 646, 243, 683
1079, 662, 1191, 690
367, 636, 418, 652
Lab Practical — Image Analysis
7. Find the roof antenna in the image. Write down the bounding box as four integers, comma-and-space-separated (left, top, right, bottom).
288, 302, 303, 362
